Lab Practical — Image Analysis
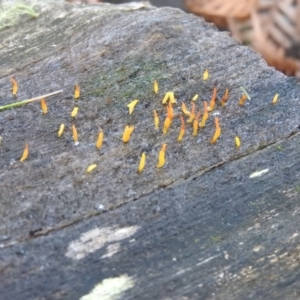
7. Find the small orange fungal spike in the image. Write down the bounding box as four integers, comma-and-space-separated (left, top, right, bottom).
127, 100, 139, 115
58, 124, 65, 137
210, 117, 221, 144
122, 125, 134, 143
199, 101, 208, 128
203, 69, 209, 80
182, 102, 191, 116
156, 144, 167, 168
169, 92, 176, 104
74, 84, 80, 99
272, 93, 279, 104
187, 102, 195, 123
239, 94, 248, 106
86, 164, 97, 173
192, 94, 199, 101
10, 77, 18, 95
40, 98, 47, 114
71, 106, 79, 117
192, 111, 201, 136
162, 92, 170, 104
20, 143, 29, 162
137, 152, 146, 173
178, 114, 185, 142
96, 131, 103, 149
208, 87, 217, 112
154, 80, 159, 94
235, 136, 241, 148
72, 124, 78, 142
163, 116, 171, 134
167, 101, 174, 120
153, 110, 159, 129
221, 89, 229, 106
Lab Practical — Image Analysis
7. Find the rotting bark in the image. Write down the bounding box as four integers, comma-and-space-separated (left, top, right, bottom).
1, 1, 300, 299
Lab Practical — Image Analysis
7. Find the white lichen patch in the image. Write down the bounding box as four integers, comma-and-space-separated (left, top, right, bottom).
65, 225, 139, 260
80, 274, 135, 300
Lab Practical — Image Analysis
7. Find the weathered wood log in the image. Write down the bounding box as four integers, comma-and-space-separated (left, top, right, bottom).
1, 1, 300, 299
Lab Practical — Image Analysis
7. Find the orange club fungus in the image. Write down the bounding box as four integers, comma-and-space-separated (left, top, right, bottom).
187, 102, 195, 123
192, 111, 201, 136
208, 87, 217, 112
156, 144, 167, 168
10, 77, 18, 96
74, 84, 80, 99
199, 101, 208, 128
71, 106, 79, 117
96, 131, 103, 149
221, 89, 229, 106
58, 124, 65, 137
137, 152, 146, 173
181, 102, 191, 116
40, 98, 47, 114
153, 80, 159, 94
127, 100, 139, 115
20, 143, 29, 162
210, 117, 221, 144
72, 124, 78, 142
86, 164, 97, 173
272, 93, 279, 104
192, 94, 199, 101
203, 69, 209, 80
177, 115, 185, 142
122, 125, 134, 143
239, 94, 248, 106
153, 110, 159, 130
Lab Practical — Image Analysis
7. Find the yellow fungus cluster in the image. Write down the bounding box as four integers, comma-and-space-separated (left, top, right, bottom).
4, 73, 267, 174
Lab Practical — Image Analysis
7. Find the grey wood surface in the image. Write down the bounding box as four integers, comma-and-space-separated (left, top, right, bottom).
0, 2, 300, 299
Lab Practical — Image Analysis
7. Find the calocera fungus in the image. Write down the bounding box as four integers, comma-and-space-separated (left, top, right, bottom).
272, 93, 279, 104
40, 98, 47, 114
178, 114, 185, 142
221, 89, 229, 106
199, 101, 208, 128
72, 124, 78, 142
153, 80, 159, 94
208, 87, 217, 112
71, 106, 79, 117
156, 144, 167, 168
122, 125, 134, 143
86, 164, 97, 173
235, 136, 241, 148
127, 100, 139, 115
58, 124, 65, 137
192, 111, 201, 136
74, 84, 80, 99
210, 117, 221, 144
20, 143, 29, 162
192, 94, 199, 101
181, 102, 191, 116
153, 110, 159, 130
239, 94, 248, 106
10, 77, 18, 95
203, 69, 209, 80
137, 152, 146, 173
96, 131, 103, 149
187, 102, 195, 123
